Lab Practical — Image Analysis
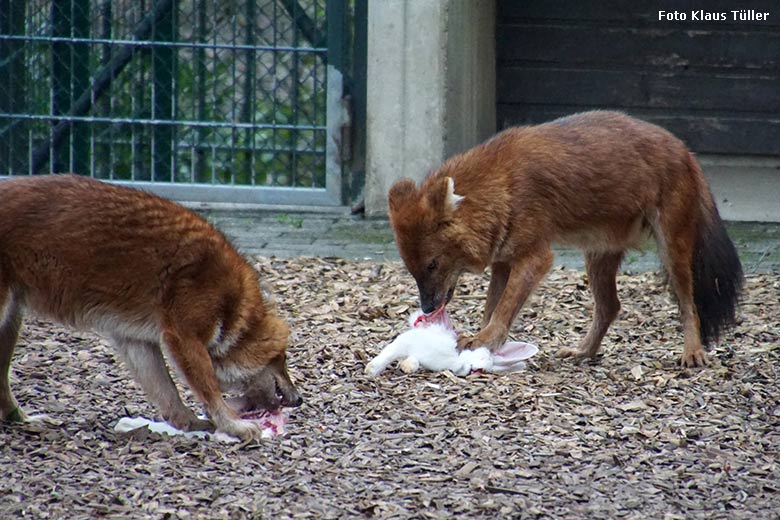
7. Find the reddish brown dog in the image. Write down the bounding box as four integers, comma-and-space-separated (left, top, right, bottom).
0, 175, 301, 439
388, 111, 743, 367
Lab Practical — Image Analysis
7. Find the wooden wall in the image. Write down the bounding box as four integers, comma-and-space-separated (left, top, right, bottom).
496, 1, 780, 156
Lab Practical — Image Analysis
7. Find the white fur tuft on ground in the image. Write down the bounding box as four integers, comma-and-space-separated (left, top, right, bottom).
114, 413, 286, 442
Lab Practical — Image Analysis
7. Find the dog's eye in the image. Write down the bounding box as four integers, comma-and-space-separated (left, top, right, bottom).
427, 260, 438, 271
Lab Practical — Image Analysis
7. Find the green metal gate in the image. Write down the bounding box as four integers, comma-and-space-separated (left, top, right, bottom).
0, 0, 353, 206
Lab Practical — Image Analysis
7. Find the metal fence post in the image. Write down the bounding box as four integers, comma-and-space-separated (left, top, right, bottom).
49, 0, 90, 175
0, 0, 26, 175
72, 0, 90, 175
51, 0, 71, 173
326, 0, 347, 205
194, 0, 208, 184
349, 0, 367, 204
242, 0, 257, 185
152, 0, 176, 181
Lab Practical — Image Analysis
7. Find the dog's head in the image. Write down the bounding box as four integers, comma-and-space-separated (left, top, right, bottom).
388, 176, 468, 314
219, 313, 302, 417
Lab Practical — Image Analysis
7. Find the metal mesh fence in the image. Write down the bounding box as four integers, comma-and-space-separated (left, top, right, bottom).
0, 0, 333, 193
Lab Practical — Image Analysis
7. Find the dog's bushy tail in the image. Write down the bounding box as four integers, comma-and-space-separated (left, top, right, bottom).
689, 156, 744, 346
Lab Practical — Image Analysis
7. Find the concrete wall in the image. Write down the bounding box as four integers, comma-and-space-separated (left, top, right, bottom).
444, 0, 496, 159
700, 155, 780, 223
364, 0, 496, 217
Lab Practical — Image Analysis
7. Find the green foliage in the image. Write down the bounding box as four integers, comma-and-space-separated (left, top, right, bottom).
17, 0, 330, 188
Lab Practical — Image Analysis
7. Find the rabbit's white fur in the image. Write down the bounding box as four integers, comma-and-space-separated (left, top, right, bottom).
365, 311, 537, 377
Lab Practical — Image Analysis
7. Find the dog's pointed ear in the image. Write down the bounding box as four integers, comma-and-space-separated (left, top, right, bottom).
427, 176, 463, 216
388, 178, 418, 214
444, 177, 464, 211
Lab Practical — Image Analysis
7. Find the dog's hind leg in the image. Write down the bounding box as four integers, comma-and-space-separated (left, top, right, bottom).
559, 251, 623, 361
655, 215, 706, 367
114, 338, 213, 432
0, 286, 24, 422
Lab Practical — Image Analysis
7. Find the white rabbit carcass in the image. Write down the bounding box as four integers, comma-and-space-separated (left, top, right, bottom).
365, 309, 538, 377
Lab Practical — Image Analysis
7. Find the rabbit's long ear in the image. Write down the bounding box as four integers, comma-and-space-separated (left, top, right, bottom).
493, 341, 539, 366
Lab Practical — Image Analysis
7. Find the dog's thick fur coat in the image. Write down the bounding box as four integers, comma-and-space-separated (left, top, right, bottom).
388, 111, 743, 367
0, 175, 301, 439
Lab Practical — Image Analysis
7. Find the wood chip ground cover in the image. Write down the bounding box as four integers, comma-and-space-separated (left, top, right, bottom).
1, 257, 778, 519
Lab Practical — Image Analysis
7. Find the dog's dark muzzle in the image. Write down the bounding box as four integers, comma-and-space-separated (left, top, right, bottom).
419, 285, 455, 314
279, 386, 303, 408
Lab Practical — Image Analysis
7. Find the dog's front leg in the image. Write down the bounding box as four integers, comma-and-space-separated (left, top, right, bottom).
161, 329, 263, 440
460, 247, 553, 352
483, 262, 510, 327
115, 339, 214, 432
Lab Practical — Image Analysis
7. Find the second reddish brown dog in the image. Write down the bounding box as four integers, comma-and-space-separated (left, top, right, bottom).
388, 111, 743, 367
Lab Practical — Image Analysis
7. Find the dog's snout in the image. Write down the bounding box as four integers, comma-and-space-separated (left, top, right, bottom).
416, 282, 437, 314
281, 392, 303, 408
421, 300, 436, 314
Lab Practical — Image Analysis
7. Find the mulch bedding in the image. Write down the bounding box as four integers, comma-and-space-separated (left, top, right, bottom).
1, 257, 778, 519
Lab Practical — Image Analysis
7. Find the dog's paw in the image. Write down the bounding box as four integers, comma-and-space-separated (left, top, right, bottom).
557, 347, 596, 362
456, 334, 475, 351
460, 324, 509, 352
679, 348, 708, 368
187, 417, 216, 432
2, 406, 27, 423
218, 418, 265, 441
168, 413, 215, 433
